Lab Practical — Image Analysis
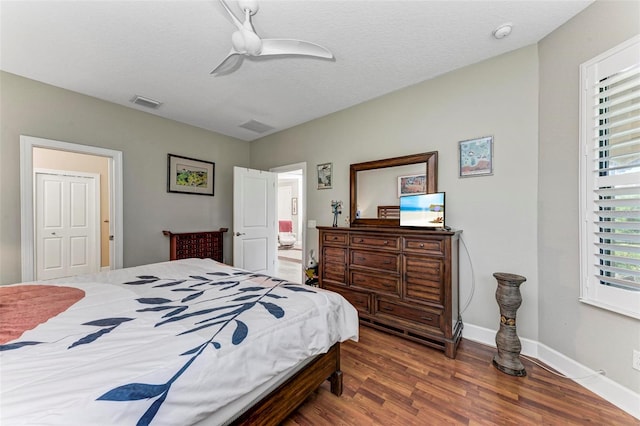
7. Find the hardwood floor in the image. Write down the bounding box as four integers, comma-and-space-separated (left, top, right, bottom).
284, 326, 638, 425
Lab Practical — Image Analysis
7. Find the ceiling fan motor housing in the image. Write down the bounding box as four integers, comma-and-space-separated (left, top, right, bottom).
232, 29, 262, 55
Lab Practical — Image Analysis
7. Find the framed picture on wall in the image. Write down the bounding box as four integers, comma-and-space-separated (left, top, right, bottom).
167, 153, 215, 196
397, 174, 427, 197
459, 136, 493, 178
317, 162, 332, 189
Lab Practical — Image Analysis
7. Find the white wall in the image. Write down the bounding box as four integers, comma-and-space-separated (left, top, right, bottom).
538, 0, 640, 393
250, 45, 541, 343
0, 71, 250, 284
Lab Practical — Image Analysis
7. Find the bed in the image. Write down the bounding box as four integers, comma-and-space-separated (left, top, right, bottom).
0, 258, 359, 425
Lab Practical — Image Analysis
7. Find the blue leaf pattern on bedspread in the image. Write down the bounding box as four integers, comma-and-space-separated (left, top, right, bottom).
2, 265, 317, 425
68, 317, 133, 349
96, 268, 316, 425
0, 341, 43, 351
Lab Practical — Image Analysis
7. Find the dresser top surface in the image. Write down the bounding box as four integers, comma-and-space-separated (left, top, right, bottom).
317, 226, 461, 236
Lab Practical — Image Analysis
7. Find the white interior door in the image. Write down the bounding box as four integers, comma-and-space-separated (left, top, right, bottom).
35, 170, 100, 280
233, 167, 277, 275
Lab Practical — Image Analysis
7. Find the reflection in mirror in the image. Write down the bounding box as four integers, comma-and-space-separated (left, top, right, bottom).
357, 163, 425, 218
350, 152, 438, 227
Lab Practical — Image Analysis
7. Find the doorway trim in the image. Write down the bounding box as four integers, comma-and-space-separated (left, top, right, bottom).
20, 135, 124, 281
270, 162, 307, 282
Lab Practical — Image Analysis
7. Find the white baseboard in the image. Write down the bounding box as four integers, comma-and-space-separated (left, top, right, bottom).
463, 323, 640, 420
100, 266, 110, 272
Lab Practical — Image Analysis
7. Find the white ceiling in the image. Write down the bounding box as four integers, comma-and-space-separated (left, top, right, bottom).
0, 0, 593, 142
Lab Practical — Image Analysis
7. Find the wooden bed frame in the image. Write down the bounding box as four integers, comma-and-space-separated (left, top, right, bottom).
232, 342, 343, 425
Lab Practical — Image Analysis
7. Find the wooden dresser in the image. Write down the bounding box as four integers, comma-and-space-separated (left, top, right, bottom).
318, 226, 462, 358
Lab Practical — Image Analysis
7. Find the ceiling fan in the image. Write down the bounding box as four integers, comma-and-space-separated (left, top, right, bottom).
211, 0, 334, 75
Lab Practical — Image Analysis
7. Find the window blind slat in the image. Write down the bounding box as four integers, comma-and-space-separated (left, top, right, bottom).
595, 242, 640, 254
596, 210, 640, 219
594, 65, 640, 89
595, 274, 640, 291
595, 222, 640, 231
596, 253, 640, 267
596, 232, 640, 243
596, 263, 640, 278
595, 198, 639, 208
595, 102, 640, 122
595, 186, 640, 196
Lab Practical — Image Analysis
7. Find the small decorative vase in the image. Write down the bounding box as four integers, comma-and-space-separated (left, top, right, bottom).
492, 272, 527, 377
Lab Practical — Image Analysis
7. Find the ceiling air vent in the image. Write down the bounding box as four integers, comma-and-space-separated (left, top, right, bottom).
239, 119, 275, 134
130, 95, 162, 109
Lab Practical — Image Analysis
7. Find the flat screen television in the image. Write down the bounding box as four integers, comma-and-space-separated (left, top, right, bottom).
399, 192, 445, 229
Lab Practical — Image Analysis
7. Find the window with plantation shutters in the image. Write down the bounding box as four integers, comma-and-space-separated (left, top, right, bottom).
579, 36, 640, 319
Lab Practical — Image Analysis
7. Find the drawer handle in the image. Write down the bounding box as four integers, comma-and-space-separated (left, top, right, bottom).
381, 306, 394, 312
383, 260, 392, 264
419, 243, 424, 248
358, 239, 364, 243
332, 236, 339, 240
383, 240, 389, 245
421, 316, 433, 321
356, 257, 365, 261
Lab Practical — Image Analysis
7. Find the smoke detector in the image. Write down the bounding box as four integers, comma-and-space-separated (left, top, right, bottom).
493, 23, 513, 39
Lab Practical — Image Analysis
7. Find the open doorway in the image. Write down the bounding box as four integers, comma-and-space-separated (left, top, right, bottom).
270, 163, 306, 284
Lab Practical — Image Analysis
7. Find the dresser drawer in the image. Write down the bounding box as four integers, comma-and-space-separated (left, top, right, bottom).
351, 250, 400, 273
350, 271, 400, 296
324, 284, 371, 314
402, 237, 445, 256
404, 256, 443, 303
322, 262, 346, 284
322, 232, 348, 245
323, 246, 346, 263
376, 299, 441, 329
350, 234, 400, 251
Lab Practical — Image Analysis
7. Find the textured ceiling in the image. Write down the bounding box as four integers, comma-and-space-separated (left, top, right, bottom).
0, 0, 593, 141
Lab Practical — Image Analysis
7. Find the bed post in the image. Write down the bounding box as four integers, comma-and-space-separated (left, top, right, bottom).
329, 343, 343, 396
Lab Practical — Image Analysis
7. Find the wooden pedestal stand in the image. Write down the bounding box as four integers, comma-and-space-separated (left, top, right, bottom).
492, 272, 527, 377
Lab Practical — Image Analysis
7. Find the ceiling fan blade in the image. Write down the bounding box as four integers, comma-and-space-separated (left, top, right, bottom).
218, 0, 243, 31
259, 39, 333, 59
211, 50, 242, 75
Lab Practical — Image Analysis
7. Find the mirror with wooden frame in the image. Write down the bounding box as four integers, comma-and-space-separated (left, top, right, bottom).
350, 152, 438, 227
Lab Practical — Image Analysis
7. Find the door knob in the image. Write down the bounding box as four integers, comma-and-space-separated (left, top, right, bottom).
235, 232, 246, 236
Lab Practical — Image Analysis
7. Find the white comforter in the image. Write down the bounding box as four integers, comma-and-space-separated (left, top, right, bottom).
0, 259, 359, 425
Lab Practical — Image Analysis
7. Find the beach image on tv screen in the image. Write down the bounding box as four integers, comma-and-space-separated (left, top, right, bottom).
400, 193, 445, 227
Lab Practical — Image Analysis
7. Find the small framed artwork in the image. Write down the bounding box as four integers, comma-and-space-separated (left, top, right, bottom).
398, 174, 426, 197
292, 197, 298, 215
167, 153, 215, 196
317, 162, 332, 189
459, 136, 493, 178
